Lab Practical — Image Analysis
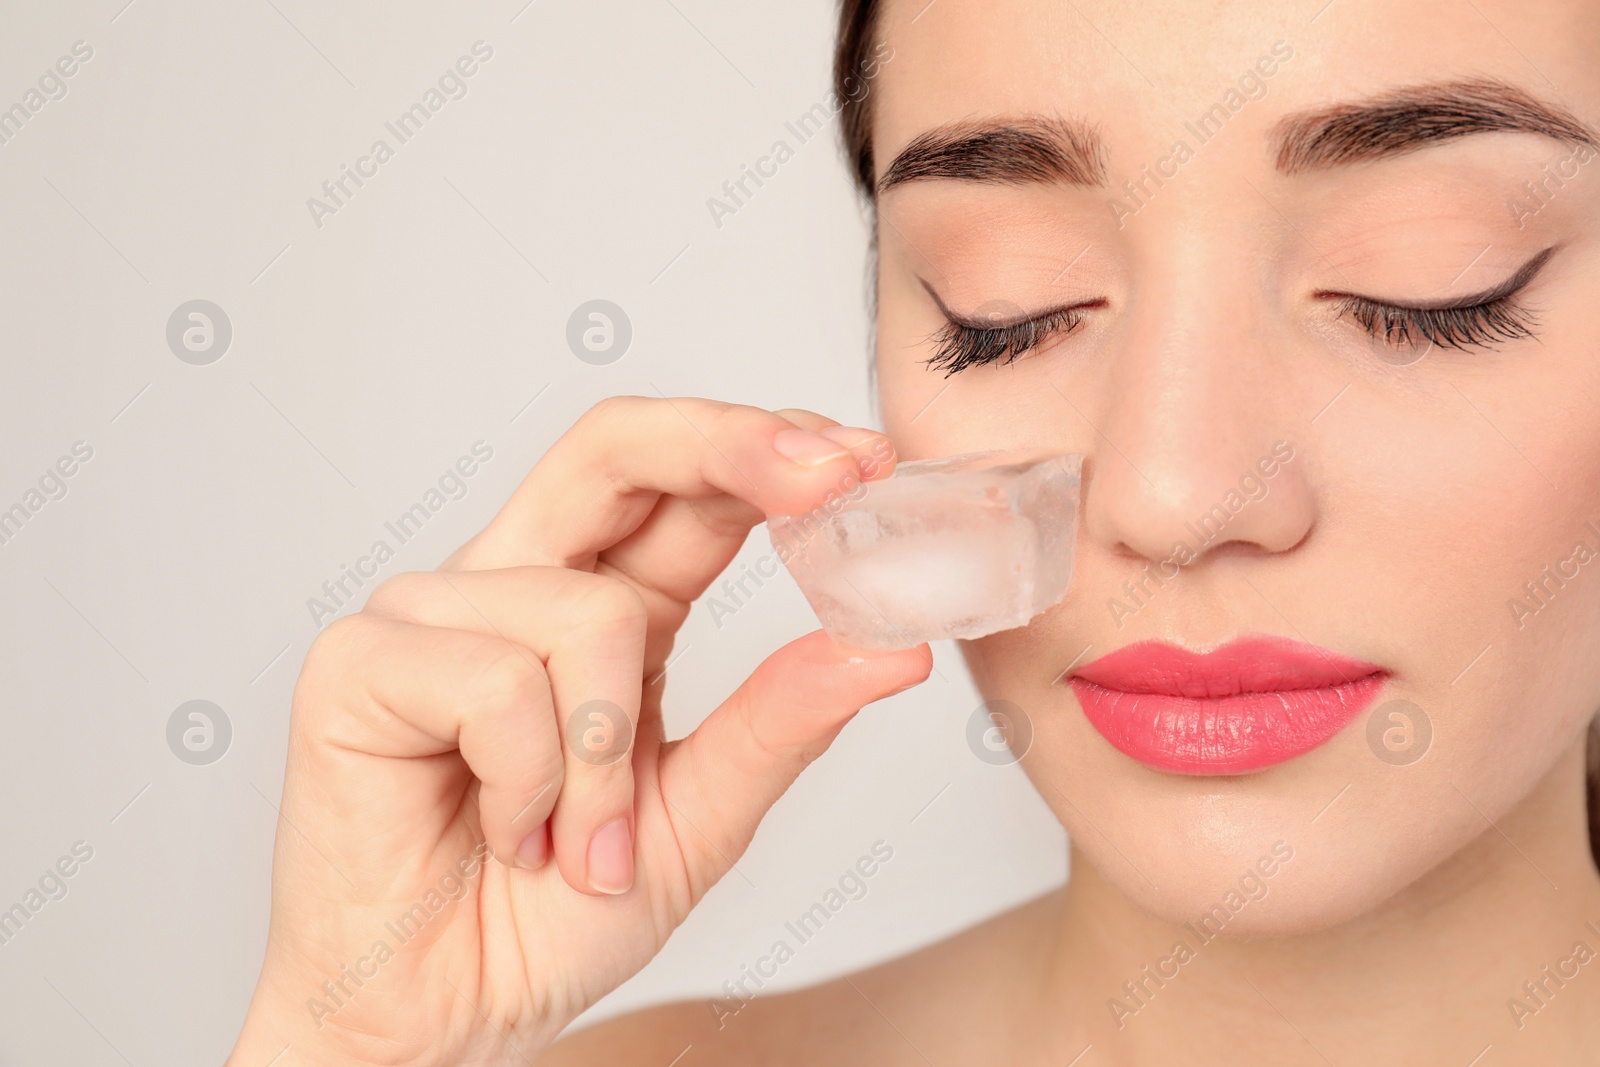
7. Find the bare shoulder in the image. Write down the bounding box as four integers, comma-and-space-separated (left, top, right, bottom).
541, 887, 1065, 1066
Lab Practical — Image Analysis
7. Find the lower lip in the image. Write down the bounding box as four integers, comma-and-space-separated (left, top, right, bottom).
1069, 673, 1388, 774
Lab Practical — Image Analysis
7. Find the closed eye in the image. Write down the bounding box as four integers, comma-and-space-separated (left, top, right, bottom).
1317, 246, 1556, 353
920, 281, 1102, 376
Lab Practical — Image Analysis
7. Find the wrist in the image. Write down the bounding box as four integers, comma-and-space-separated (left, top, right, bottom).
227, 977, 371, 1067
227, 999, 300, 1066
227, 969, 564, 1067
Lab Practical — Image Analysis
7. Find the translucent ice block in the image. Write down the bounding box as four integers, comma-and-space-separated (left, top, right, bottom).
767, 450, 1083, 648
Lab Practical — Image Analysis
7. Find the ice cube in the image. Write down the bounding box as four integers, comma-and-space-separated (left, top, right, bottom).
767, 450, 1083, 648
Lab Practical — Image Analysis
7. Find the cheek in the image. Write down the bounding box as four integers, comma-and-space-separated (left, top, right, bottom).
1451, 425, 1600, 788
1244, 369, 1600, 833
1326, 347, 1600, 707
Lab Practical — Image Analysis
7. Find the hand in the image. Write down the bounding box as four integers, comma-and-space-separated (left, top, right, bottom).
227, 397, 931, 1066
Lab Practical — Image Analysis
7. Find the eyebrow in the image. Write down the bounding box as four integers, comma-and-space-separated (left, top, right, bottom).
876, 79, 1599, 195
1273, 77, 1599, 173
877, 117, 1106, 195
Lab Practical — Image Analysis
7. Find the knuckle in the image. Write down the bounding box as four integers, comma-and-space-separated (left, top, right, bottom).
304, 614, 373, 678
465, 641, 552, 721
462, 646, 566, 789
579, 394, 647, 433
294, 617, 381, 735
567, 574, 649, 639
362, 571, 433, 618
704, 399, 753, 442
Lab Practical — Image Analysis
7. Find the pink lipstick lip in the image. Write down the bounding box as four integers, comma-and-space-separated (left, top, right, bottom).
1067, 635, 1388, 775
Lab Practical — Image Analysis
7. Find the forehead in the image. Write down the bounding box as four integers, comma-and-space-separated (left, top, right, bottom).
869, 0, 1600, 169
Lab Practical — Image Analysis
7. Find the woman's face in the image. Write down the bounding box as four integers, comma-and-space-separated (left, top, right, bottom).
871, 0, 1600, 932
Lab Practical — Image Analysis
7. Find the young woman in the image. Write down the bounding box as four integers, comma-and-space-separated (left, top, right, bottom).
229, 0, 1600, 1062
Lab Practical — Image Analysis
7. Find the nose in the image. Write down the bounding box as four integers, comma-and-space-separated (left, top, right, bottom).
1078, 255, 1315, 568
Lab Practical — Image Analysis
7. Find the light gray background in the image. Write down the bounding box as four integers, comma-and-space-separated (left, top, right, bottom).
0, 2, 1067, 1062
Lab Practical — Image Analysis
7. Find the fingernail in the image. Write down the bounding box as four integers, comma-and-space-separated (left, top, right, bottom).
818, 425, 884, 451
773, 428, 850, 467
587, 816, 634, 895
516, 825, 549, 869
824, 426, 896, 480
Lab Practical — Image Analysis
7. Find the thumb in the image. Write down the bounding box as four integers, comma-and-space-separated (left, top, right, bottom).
655, 629, 930, 895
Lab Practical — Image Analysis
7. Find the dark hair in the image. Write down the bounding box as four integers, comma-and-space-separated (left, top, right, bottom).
832, 0, 1600, 871
1590, 720, 1600, 866
835, 0, 883, 199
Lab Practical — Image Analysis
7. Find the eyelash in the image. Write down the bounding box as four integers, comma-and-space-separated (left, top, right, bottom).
924, 306, 1089, 376
924, 288, 1541, 376
1328, 293, 1539, 351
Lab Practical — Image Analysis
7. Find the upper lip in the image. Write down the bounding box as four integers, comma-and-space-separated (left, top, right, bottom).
1070, 635, 1384, 698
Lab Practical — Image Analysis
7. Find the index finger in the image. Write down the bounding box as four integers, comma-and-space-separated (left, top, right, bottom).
446, 396, 891, 575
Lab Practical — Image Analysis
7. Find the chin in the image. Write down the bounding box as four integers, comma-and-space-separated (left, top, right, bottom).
1009, 689, 1501, 939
